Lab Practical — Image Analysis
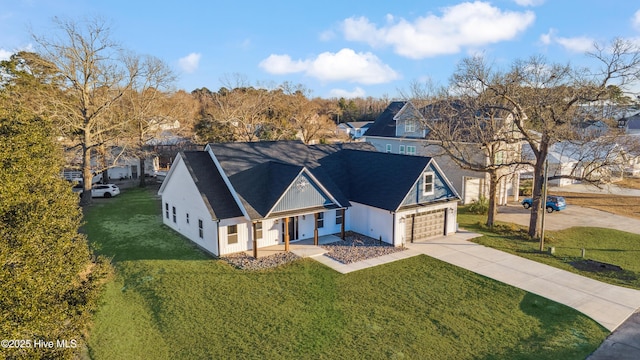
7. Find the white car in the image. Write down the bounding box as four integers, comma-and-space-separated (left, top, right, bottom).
91, 184, 121, 198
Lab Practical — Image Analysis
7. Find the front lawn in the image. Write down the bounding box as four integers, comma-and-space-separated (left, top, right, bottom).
84, 188, 608, 359
459, 209, 640, 289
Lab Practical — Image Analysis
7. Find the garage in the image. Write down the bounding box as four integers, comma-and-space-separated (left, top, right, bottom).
405, 209, 446, 242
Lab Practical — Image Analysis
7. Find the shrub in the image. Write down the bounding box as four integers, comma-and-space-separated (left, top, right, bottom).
468, 196, 489, 214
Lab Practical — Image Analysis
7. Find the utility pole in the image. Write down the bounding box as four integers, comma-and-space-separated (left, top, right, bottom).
539, 157, 549, 252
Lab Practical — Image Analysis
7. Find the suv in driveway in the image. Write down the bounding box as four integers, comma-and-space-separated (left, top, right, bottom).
91, 184, 120, 198
522, 195, 566, 213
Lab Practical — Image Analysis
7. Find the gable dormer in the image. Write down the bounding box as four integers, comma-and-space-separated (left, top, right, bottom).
394, 102, 426, 138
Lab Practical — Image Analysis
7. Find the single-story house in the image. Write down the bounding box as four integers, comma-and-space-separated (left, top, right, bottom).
158, 140, 460, 257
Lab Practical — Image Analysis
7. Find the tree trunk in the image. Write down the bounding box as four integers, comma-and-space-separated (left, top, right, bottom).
528, 146, 548, 239
138, 157, 146, 187
486, 170, 498, 228
80, 143, 92, 206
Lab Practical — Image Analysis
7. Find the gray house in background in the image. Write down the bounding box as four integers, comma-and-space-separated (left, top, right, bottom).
619, 112, 640, 136
363, 101, 522, 205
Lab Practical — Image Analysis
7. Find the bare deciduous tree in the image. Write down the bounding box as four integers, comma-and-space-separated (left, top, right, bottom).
33, 17, 138, 205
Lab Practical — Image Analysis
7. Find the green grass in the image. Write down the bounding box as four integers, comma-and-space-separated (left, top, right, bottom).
84, 188, 608, 359
458, 208, 640, 289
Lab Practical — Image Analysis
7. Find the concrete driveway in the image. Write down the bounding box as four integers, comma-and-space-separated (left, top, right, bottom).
496, 203, 640, 235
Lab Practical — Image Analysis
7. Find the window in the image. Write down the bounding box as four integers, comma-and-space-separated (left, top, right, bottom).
186, 213, 190, 224
423, 172, 434, 195
405, 120, 415, 132
407, 146, 416, 155
198, 219, 203, 238
495, 151, 504, 165
316, 212, 324, 228
255, 221, 263, 240
165, 203, 169, 219
228, 225, 238, 244
385, 144, 392, 153
172, 206, 177, 223
399, 145, 405, 154
335, 210, 343, 225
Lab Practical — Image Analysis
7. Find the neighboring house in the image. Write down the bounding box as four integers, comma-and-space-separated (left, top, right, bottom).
522, 138, 638, 186
619, 113, 640, 136
363, 101, 522, 205
158, 140, 460, 257
336, 121, 373, 139
63, 147, 159, 182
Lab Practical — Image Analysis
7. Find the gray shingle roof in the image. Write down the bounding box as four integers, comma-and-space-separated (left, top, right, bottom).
181, 151, 243, 219
363, 101, 407, 137
188, 140, 437, 219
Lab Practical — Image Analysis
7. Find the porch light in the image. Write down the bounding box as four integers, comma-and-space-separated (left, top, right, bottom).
399, 216, 405, 224
449, 208, 454, 214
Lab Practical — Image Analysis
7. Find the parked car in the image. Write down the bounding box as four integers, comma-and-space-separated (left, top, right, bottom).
522, 195, 566, 213
91, 184, 121, 198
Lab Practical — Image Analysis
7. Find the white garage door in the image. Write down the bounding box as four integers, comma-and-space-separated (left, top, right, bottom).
405, 209, 445, 242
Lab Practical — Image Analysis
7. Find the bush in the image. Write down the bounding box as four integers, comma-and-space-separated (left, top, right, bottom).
468, 196, 489, 214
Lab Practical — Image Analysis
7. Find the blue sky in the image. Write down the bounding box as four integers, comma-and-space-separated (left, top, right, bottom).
2, 1, 640, 99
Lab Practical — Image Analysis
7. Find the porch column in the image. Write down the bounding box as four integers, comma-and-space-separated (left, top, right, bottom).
340, 208, 346, 240
313, 213, 319, 246
252, 221, 258, 259
284, 217, 290, 252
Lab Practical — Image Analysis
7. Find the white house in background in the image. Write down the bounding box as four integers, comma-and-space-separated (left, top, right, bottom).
363, 101, 522, 205
63, 147, 159, 183
336, 121, 373, 139
158, 140, 460, 257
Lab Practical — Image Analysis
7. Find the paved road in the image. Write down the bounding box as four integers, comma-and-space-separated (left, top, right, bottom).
496, 203, 640, 234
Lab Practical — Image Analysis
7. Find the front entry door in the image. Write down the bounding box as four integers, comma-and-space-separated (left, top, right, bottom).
282, 216, 299, 242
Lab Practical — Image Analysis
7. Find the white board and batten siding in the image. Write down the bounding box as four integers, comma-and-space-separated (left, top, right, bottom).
161, 156, 219, 256
347, 202, 394, 245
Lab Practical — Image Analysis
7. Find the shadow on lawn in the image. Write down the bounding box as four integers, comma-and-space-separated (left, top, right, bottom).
478, 293, 605, 360
84, 187, 214, 262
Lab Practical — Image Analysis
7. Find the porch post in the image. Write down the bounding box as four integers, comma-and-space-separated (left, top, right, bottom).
313, 213, 319, 246
284, 217, 290, 252
252, 221, 258, 259
340, 208, 345, 240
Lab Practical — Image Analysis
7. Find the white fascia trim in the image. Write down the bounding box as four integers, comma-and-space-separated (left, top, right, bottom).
157, 152, 183, 196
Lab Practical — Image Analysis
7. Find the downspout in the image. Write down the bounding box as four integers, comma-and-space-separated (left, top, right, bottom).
216, 220, 221, 256
392, 212, 396, 247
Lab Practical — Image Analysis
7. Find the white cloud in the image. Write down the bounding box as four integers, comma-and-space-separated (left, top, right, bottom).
0, 48, 13, 60
259, 48, 399, 84
555, 36, 595, 53
259, 54, 309, 75
341, 2, 535, 59
513, 0, 544, 6
328, 87, 366, 98
633, 10, 640, 31
178, 53, 201, 74
539, 29, 594, 53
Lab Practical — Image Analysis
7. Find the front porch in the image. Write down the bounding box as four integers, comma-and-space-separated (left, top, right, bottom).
244, 234, 342, 259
